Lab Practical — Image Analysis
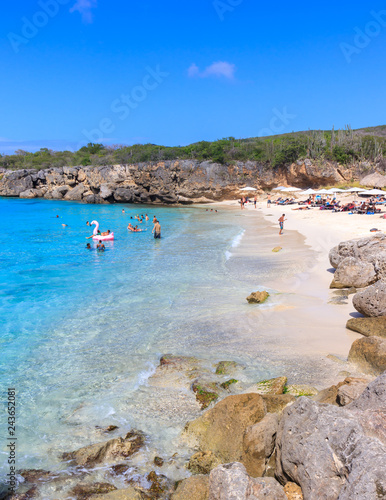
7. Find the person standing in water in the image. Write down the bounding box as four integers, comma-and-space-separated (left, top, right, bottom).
278, 214, 286, 235
152, 219, 161, 239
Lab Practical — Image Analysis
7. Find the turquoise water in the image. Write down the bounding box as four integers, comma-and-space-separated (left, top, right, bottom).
2, 198, 283, 476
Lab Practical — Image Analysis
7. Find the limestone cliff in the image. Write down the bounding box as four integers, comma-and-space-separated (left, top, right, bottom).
0, 159, 367, 204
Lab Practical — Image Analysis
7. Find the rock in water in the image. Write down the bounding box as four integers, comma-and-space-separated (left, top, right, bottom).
184, 394, 266, 463
276, 374, 386, 500
246, 291, 269, 304
90, 488, 143, 499
272, 246, 282, 253
243, 376, 287, 395
284, 384, 318, 397
352, 281, 386, 317
346, 316, 386, 337
209, 462, 287, 500
188, 451, 222, 475
61, 431, 144, 467
348, 337, 386, 375
171, 475, 209, 500
330, 257, 377, 288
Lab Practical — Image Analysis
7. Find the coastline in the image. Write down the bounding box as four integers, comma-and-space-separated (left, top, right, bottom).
211, 199, 373, 386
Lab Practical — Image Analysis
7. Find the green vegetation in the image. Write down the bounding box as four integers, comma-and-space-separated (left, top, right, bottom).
2, 125, 386, 171
220, 379, 238, 390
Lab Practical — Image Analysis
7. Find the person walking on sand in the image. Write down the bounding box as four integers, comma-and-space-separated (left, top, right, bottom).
278, 214, 286, 235
152, 219, 161, 239
267, 194, 271, 208
254, 196, 257, 208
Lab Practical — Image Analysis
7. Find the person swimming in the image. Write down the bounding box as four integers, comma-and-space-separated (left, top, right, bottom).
86, 243, 91, 249
96, 241, 105, 251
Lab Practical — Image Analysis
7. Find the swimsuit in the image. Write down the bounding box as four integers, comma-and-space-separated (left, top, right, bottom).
154, 232, 161, 239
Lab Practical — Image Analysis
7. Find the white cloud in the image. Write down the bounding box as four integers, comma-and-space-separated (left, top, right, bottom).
187, 61, 236, 79
70, 0, 97, 24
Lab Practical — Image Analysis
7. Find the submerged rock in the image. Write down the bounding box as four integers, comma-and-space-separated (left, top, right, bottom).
69, 482, 117, 499
246, 291, 269, 304
346, 316, 386, 337
348, 336, 386, 375
244, 376, 287, 396
191, 379, 219, 409
215, 360, 242, 375
184, 393, 266, 463
61, 430, 144, 467
90, 487, 143, 499
284, 384, 318, 397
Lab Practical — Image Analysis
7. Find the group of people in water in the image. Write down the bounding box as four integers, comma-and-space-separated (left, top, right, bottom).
85, 212, 161, 251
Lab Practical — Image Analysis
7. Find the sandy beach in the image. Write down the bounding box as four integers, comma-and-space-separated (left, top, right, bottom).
212, 197, 382, 386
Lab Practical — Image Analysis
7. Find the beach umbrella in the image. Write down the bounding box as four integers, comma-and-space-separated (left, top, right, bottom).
346, 187, 366, 192
239, 186, 257, 191
315, 188, 329, 194
281, 186, 302, 192
300, 188, 317, 195
272, 186, 286, 191
360, 189, 385, 195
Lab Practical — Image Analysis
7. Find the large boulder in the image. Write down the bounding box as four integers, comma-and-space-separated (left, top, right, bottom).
100, 183, 114, 200
330, 257, 377, 288
171, 475, 209, 500
360, 172, 386, 188
242, 413, 279, 477
276, 374, 386, 500
261, 394, 296, 413
0, 170, 33, 196
188, 451, 222, 475
184, 394, 266, 463
329, 234, 386, 269
346, 316, 386, 337
64, 183, 86, 201
348, 336, 386, 375
209, 462, 287, 500
61, 431, 144, 467
113, 188, 134, 202
352, 281, 386, 317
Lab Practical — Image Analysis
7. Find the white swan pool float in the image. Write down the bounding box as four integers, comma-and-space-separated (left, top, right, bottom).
91, 220, 114, 241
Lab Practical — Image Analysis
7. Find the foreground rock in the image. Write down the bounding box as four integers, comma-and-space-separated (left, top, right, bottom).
329, 233, 386, 269
330, 257, 377, 288
61, 431, 144, 467
352, 281, 386, 317
313, 376, 370, 406
348, 336, 386, 375
209, 462, 287, 499
184, 394, 266, 462
276, 374, 386, 499
346, 316, 386, 337
171, 475, 209, 500
90, 487, 143, 499
242, 413, 279, 478
244, 377, 287, 396
246, 291, 269, 304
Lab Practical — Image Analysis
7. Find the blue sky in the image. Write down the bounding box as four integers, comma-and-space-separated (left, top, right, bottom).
1, 0, 386, 153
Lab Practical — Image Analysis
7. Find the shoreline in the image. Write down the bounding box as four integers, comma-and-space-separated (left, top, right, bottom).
211, 199, 374, 385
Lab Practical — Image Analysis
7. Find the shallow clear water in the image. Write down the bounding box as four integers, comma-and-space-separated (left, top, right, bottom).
0, 198, 320, 483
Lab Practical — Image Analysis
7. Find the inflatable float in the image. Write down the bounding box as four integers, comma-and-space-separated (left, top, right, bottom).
90, 220, 114, 241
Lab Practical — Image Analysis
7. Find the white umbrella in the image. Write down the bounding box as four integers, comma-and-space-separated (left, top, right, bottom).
346, 187, 366, 192
315, 189, 329, 194
300, 188, 317, 195
272, 186, 286, 191
360, 189, 385, 195
281, 186, 302, 192
239, 186, 257, 191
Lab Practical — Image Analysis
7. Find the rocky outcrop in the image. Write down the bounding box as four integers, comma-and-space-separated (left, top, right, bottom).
352, 281, 386, 317
329, 234, 386, 270
276, 374, 386, 500
243, 377, 287, 396
361, 172, 386, 188
0, 159, 361, 205
184, 393, 266, 463
209, 462, 287, 500
346, 316, 386, 337
348, 337, 386, 375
